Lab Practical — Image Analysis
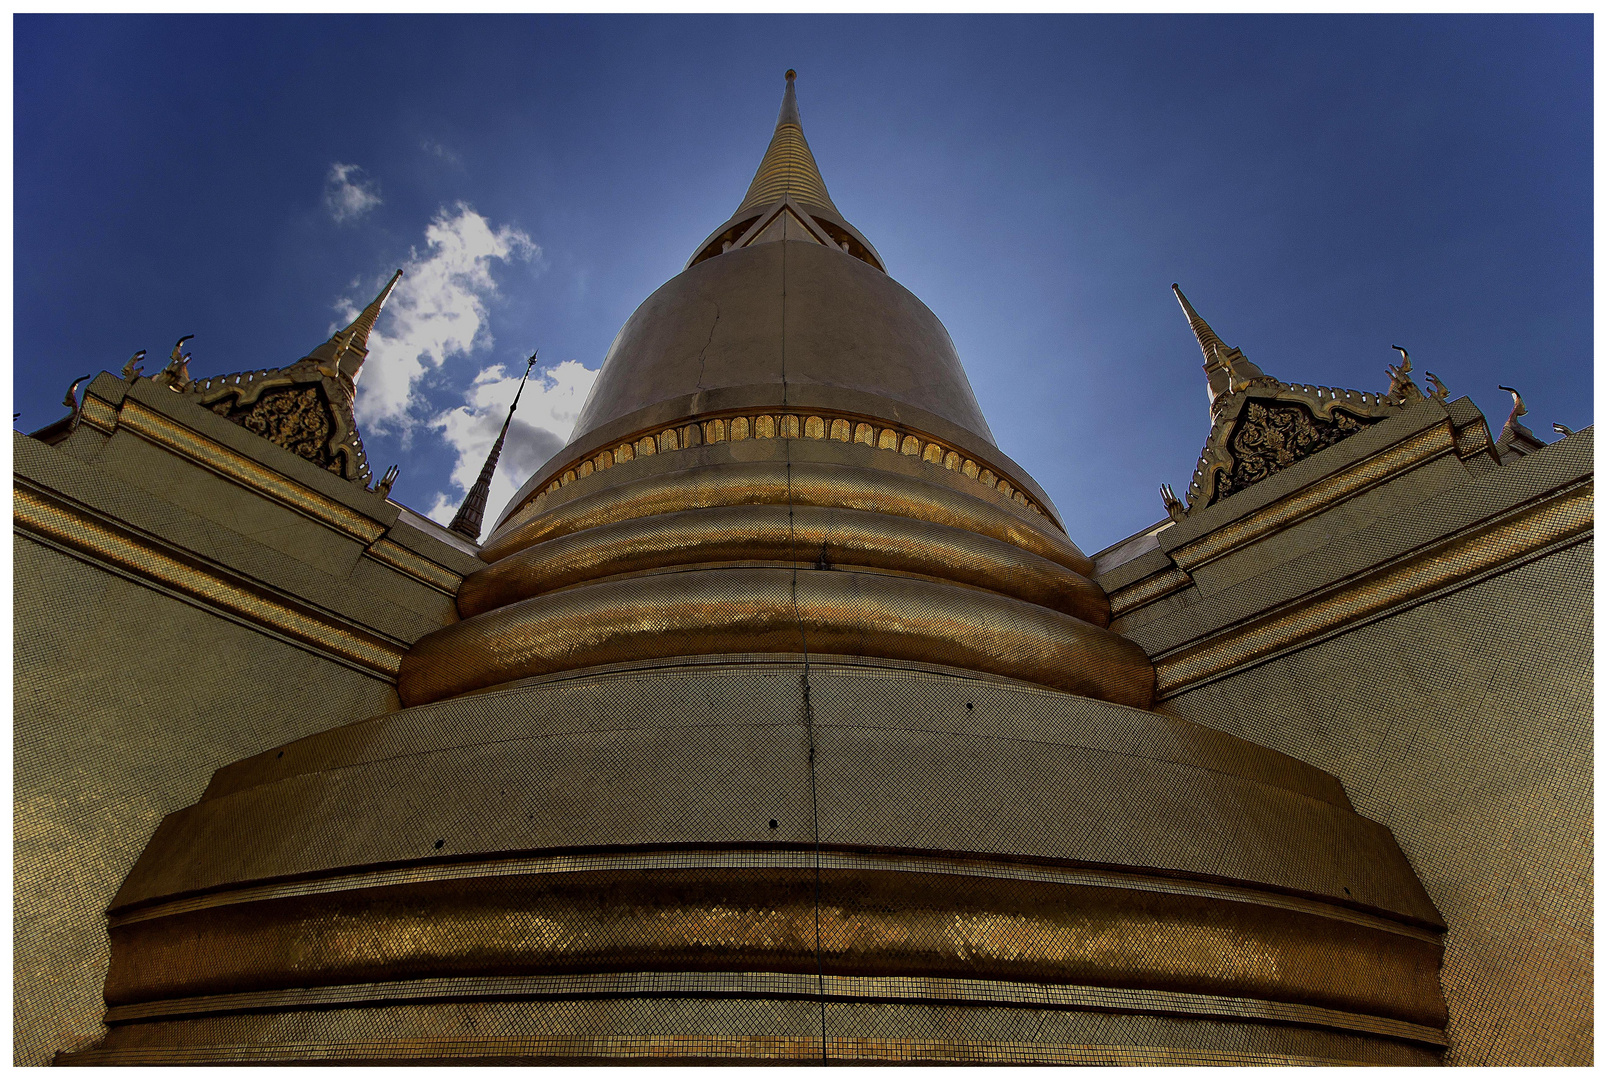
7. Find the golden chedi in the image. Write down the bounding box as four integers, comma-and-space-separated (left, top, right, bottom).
70, 72, 1450, 1065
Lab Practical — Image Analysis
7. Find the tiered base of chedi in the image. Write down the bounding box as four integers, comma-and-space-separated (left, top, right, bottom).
48, 73, 1593, 1067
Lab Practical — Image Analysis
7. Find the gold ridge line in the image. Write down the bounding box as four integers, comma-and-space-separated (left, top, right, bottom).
1172, 423, 1455, 571
78, 392, 120, 434
105, 847, 1438, 942
516, 408, 1050, 525
1155, 485, 1594, 697
1107, 567, 1193, 619
99, 970, 1447, 1046
365, 538, 462, 596
13, 485, 405, 678
60, 1038, 1381, 1067
117, 398, 386, 543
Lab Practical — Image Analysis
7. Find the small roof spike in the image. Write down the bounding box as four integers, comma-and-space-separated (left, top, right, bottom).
778, 69, 801, 127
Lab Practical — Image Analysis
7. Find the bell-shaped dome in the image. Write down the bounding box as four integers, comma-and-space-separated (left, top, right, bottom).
569, 240, 997, 448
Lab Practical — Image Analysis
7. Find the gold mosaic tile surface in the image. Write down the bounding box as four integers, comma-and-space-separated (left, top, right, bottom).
12, 539, 399, 1066
1160, 543, 1594, 1065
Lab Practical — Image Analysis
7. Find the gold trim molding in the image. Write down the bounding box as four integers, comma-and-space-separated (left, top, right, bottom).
400, 565, 1153, 709
1155, 484, 1593, 697
14, 484, 405, 679
78, 392, 120, 435
109, 846, 1436, 944
100, 970, 1445, 1047
461, 503, 1107, 625
60, 1037, 1401, 1067
486, 459, 1091, 576
365, 538, 462, 596
1107, 567, 1193, 619
514, 408, 1050, 525
115, 398, 386, 544
1171, 423, 1455, 571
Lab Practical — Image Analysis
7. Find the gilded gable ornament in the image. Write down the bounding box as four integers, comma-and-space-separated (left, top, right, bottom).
175, 269, 403, 489
211, 384, 339, 472
1213, 399, 1376, 503
1168, 287, 1432, 516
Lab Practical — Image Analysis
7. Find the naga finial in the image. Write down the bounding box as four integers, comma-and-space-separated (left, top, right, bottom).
1498, 385, 1527, 419
1386, 346, 1425, 405
373, 464, 400, 499
121, 350, 147, 382
152, 335, 195, 391
1425, 372, 1450, 403
1160, 483, 1187, 523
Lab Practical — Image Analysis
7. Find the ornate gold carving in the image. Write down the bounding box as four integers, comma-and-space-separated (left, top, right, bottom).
120, 350, 148, 382
1213, 401, 1377, 505
1155, 484, 1593, 697
211, 385, 340, 474
187, 365, 372, 485
510, 409, 1051, 527
118, 399, 386, 544
148, 335, 194, 391
1178, 351, 1439, 515
13, 484, 404, 678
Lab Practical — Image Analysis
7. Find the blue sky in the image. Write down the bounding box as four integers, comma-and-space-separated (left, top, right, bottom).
14, 15, 1592, 552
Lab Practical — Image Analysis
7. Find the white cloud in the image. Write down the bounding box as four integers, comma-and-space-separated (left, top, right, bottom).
324, 163, 382, 223
422, 140, 463, 168
425, 359, 600, 535
349, 203, 539, 435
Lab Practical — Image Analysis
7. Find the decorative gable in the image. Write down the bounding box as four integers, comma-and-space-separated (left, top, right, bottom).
188, 361, 374, 485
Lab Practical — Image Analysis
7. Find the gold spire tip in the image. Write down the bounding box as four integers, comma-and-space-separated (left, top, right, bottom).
786, 69, 796, 81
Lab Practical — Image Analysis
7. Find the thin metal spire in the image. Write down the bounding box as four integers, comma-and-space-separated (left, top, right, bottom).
449, 352, 539, 541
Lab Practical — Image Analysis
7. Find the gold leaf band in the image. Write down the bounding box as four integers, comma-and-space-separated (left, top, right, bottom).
462, 504, 1107, 625
403, 566, 1151, 708
508, 408, 1051, 528
1156, 485, 1593, 696
14, 484, 404, 678
485, 460, 1092, 577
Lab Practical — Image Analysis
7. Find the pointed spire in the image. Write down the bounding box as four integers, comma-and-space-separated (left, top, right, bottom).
1172, 284, 1229, 365
1172, 284, 1268, 411
304, 268, 403, 381
734, 70, 839, 217
449, 352, 539, 541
